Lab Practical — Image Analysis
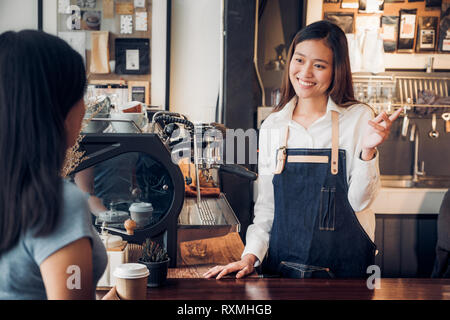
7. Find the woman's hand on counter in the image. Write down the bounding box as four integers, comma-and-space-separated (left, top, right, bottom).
203, 254, 257, 280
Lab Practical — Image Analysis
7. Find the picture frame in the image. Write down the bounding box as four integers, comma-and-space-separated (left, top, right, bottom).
324, 12, 355, 33
115, 38, 150, 75
128, 81, 150, 104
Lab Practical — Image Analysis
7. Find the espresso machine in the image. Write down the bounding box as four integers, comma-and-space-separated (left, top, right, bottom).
71, 107, 257, 267
151, 113, 258, 243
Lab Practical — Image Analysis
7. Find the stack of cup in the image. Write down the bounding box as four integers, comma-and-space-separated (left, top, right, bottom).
113, 263, 149, 300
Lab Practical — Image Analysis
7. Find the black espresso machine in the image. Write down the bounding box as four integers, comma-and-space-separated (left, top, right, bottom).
70, 108, 257, 267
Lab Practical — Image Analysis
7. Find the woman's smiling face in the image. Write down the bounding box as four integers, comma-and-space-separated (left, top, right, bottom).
289, 39, 333, 100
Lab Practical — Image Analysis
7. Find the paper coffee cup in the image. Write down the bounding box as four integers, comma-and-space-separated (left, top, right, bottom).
113, 263, 149, 300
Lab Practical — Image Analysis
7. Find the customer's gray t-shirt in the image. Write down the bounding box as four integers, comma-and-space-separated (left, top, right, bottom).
0, 180, 107, 299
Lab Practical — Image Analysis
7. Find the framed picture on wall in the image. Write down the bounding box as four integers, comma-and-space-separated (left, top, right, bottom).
358, 0, 384, 13
416, 16, 438, 52
115, 38, 150, 75
128, 81, 150, 104
324, 12, 355, 33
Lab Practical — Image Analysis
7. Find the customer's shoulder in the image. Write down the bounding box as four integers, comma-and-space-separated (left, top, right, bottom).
60, 179, 91, 229
62, 179, 88, 205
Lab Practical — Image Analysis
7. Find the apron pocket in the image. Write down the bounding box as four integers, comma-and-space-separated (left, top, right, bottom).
319, 187, 336, 231
278, 261, 335, 279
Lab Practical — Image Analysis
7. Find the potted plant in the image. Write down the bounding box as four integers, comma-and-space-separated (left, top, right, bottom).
138, 238, 170, 287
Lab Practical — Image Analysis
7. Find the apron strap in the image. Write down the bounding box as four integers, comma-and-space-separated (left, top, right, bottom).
273, 110, 339, 175
273, 126, 289, 175
331, 111, 339, 175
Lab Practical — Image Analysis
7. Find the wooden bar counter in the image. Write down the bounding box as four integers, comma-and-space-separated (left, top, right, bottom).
97, 232, 450, 300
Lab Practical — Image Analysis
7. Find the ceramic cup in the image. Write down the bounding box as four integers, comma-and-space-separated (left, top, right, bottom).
113, 263, 149, 300
129, 202, 153, 229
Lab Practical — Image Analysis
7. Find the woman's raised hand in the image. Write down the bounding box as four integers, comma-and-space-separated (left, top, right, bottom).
203, 254, 257, 279
361, 107, 403, 159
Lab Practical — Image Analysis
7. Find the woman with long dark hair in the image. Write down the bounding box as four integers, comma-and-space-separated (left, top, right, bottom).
205, 20, 402, 279
0, 30, 107, 299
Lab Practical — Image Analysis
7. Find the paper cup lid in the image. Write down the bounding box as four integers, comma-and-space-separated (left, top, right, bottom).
129, 202, 153, 213
113, 263, 149, 279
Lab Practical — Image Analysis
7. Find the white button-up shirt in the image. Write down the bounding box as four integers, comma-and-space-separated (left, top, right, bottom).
242, 97, 381, 265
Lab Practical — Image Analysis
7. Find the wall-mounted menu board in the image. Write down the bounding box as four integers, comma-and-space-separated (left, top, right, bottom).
322, 0, 450, 53
56, 0, 152, 102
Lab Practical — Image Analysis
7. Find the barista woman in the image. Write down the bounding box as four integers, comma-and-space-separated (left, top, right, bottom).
204, 20, 402, 279
0, 30, 107, 299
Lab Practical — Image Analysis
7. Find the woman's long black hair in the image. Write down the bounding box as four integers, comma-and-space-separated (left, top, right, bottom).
0, 30, 86, 254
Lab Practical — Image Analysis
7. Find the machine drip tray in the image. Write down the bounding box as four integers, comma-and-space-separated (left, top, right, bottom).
177, 193, 240, 242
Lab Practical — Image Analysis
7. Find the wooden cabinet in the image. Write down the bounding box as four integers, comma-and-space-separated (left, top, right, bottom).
375, 214, 438, 277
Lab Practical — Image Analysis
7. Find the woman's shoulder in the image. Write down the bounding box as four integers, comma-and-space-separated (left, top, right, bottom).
260, 112, 277, 129
343, 102, 375, 119
261, 98, 296, 130
21, 179, 93, 267
260, 110, 289, 130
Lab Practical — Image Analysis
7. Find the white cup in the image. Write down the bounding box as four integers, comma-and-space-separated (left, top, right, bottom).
129, 202, 153, 229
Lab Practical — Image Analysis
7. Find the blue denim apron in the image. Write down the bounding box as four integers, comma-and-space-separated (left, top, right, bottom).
261, 111, 376, 278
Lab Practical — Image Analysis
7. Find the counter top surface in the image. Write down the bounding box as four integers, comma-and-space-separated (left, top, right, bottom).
372, 187, 447, 214
97, 232, 450, 300
97, 277, 450, 300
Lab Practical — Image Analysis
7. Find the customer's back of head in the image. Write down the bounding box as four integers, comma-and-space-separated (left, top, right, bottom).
0, 30, 86, 255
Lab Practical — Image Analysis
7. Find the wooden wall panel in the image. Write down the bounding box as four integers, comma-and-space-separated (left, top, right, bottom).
382, 217, 402, 277
375, 214, 438, 278
417, 215, 438, 276
400, 216, 419, 277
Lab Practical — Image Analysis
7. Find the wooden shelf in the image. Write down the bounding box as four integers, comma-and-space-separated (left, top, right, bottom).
323, 1, 443, 17
87, 73, 151, 83
318, 0, 450, 70
384, 52, 450, 70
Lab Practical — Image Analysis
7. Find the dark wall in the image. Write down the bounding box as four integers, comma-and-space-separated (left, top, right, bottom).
222, 0, 258, 243
221, 0, 305, 243
278, 0, 305, 43
223, 0, 258, 130
379, 117, 450, 176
